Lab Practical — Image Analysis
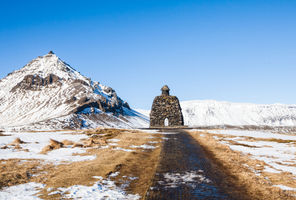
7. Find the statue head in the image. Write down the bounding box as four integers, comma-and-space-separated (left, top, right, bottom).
161, 85, 170, 96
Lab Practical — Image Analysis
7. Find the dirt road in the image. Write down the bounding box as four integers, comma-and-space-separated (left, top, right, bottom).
145, 129, 232, 200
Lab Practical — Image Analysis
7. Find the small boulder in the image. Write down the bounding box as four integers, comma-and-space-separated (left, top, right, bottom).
40, 145, 54, 154
72, 143, 83, 148
62, 140, 74, 146
49, 139, 63, 149
10, 138, 25, 146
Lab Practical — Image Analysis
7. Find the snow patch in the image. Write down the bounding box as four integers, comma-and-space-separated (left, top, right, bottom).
107, 139, 120, 143
58, 178, 140, 200
273, 185, 296, 191
130, 144, 156, 149
0, 182, 45, 200
0, 131, 95, 164
159, 170, 211, 188
113, 147, 134, 152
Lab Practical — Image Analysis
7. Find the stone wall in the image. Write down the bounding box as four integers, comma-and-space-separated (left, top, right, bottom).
150, 95, 184, 127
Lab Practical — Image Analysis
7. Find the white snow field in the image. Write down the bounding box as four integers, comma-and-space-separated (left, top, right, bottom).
137, 100, 296, 127
198, 129, 296, 191
0, 130, 95, 164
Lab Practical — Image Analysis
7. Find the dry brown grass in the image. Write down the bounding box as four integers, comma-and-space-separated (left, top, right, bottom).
233, 135, 296, 144
9, 137, 25, 145
226, 140, 259, 148
0, 129, 162, 199
61, 139, 74, 146
83, 128, 126, 137
188, 131, 296, 200
0, 159, 45, 189
36, 129, 161, 199
261, 138, 296, 143
40, 139, 64, 154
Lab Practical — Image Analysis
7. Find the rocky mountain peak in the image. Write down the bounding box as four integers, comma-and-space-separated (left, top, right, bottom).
0, 53, 148, 131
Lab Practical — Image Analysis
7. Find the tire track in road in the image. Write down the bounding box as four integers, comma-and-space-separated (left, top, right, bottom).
145, 129, 233, 200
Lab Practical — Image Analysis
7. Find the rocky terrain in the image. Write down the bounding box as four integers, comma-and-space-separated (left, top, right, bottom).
0, 51, 148, 131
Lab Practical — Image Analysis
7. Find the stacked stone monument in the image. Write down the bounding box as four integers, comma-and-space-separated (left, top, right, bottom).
150, 85, 184, 127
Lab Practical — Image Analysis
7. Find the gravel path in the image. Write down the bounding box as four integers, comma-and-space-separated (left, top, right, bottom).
145, 129, 232, 200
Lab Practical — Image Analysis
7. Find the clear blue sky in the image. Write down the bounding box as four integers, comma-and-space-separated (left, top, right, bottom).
1, 0, 296, 109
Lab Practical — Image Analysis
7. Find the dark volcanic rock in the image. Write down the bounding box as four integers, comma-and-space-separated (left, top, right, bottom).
73, 96, 124, 116
123, 101, 130, 109
78, 97, 90, 104
150, 85, 184, 127
73, 79, 89, 87
11, 74, 61, 92
65, 96, 77, 104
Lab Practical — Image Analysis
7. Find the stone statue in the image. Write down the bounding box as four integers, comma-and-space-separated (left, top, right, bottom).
150, 85, 184, 127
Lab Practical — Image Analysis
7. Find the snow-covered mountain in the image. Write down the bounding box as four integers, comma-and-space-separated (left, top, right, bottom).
0, 51, 148, 131
137, 100, 296, 127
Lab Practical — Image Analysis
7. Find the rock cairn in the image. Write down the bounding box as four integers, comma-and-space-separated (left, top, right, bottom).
150, 85, 184, 127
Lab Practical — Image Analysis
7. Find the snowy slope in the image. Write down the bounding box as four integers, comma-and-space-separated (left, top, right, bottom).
0, 52, 148, 130
181, 100, 296, 127
137, 100, 296, 127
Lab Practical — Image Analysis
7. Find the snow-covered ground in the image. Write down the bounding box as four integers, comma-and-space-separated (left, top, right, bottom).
137, 100, 296, 127
197, 129, 296, 191
0, 182, 45, 200
0, 131, 95, 164
53, 176, 140, 200
0, 177, 141, 200
0, 130, 160, 164
0, 129, 161, 199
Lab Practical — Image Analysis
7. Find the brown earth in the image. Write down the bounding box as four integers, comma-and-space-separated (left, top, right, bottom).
187, 130, 296, 200
0, 159, 44, 189
1, 128, 295, 200
0, 129, 162, 200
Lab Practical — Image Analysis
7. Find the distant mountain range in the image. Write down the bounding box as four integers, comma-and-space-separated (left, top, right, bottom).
2, 51, 296, 131
0, 52, 148, 131
137, 100, 296, 127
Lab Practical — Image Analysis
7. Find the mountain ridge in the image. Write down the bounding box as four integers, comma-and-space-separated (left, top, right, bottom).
0, 52, 148, 131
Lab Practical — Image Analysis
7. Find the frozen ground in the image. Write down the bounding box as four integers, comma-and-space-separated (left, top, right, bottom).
0, 182, 45, 200
0, 177, 141, 200
0, 131, 95, 164
199, 129, 296, 191
54, 176, 140, 200
0, 129, 160, 199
